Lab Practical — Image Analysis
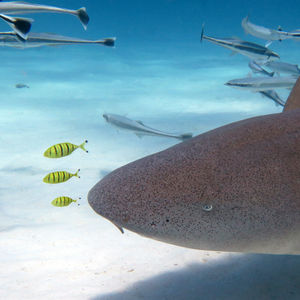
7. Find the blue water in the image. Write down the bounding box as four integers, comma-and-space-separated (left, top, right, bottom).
0, 1, 299, 299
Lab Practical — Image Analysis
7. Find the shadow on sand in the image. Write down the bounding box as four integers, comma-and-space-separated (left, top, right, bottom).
91, 253, 300, 300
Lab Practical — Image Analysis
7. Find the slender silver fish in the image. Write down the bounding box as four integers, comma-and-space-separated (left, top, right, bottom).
242, 16, 288, 43
103, 113, 193, 141
0, 1, 89, 29
262, 61, 300, 76
285, 29, 300, 40
201, 24, 279, 61
242, 16, 300, 44
259, 90, 285, 107
248, 60, 274, 77
0, 32, 115, 48
0, 14, 32, 39
225, 76, 297, 91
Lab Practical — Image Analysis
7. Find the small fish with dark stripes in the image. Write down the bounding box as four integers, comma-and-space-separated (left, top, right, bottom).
44, 140, 88, 158
43, 169, 80, 184
51, 196, 78, 207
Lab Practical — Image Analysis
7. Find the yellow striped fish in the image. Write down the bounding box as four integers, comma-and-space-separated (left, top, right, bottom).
51, 196, 78, 207
43, 169, 80, 184
44, 140, 88, 158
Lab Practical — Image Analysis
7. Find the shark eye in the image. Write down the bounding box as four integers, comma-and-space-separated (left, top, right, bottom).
202, 204, 213, 212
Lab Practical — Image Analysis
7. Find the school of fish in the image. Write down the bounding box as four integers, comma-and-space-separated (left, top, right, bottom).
202, 17, 300, 107
0, 1, 115, 48
43, 141, 88, 207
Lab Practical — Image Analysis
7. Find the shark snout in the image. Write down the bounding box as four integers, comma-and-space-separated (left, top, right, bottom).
88, 171, 136, 234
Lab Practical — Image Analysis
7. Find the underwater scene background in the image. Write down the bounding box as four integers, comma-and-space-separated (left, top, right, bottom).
0, 0, 300, 299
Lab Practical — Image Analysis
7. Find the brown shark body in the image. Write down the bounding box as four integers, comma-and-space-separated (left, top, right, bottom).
88, 81, 300, 255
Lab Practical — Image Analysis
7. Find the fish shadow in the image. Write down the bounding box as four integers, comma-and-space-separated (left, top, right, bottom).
91, 253, 300, 300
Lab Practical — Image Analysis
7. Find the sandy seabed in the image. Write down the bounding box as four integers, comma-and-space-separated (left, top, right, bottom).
0, 45, 298, 299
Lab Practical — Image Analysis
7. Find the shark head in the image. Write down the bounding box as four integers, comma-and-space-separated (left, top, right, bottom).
89, 79, 300, 255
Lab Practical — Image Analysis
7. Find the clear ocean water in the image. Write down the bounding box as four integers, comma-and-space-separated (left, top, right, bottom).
0, 1, 299, 299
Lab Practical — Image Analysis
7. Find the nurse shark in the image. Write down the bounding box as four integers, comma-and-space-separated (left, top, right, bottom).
88, 79, 300, 255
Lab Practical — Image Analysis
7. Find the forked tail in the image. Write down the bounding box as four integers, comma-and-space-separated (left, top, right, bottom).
74, 169, 81, 178
77, 7, 89, 30
0, 14, 33, 40
179, 133, 193, 141
79, 140, 89, 153
96, 37, 116, 47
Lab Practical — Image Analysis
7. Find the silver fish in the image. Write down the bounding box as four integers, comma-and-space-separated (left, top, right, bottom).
225, 76, 297, 91
242, 16, 289, 43
15, 83, 29, 88
242, 16, 300, 44
259, 90, 286, 107
0, 32, 115, 48
248, 60, 274, 77
103, 113, 193, 141
0, 14, 32, 39
200, 24, 279, 61
0, 1, 89, 30
262, 61, 300, 76
285, 29, 300, 39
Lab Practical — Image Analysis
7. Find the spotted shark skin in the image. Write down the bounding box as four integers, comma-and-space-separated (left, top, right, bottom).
88, 80, 300, 255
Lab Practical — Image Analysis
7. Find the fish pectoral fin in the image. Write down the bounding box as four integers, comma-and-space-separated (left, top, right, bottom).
265, 41, 272, 47
136, 120, 145, 125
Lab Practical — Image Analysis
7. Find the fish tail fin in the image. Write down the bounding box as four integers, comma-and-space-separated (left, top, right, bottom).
77, 7, 89, 30
96, 38, 116, 47
0, 14, 33, 40
179, 133, 193, 141
79, 140, 88, 153
270, 71, 275, 77
200, 23, 205, 42
74, 169, 80, 178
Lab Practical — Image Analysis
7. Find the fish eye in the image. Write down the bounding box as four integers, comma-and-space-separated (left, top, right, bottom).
202, 204, 213, 212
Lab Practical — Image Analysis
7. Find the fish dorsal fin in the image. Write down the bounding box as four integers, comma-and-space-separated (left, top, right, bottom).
265, 40, 272, 47
283, 77, 300, 111
136, 120, 144, 125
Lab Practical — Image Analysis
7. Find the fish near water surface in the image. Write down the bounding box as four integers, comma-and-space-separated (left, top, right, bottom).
88, 79, 300, 255
241, 16, 289, 43
200, 24, 279, 61
0, 14, 32, 39
0, 32, 116, 48
242, 16, 300, 43
0, 1, 89, 30
103, 113, 193, 141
